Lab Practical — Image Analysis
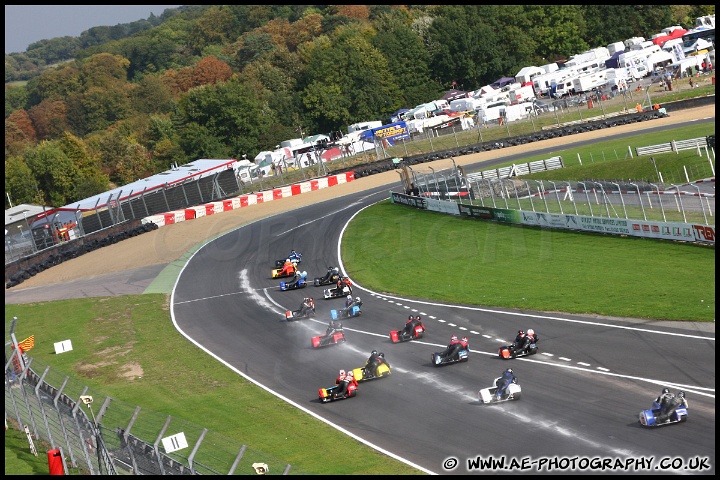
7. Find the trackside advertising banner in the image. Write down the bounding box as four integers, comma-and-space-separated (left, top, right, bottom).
361, 121, 410, 146
393, 195, 715, 245
390, 192, 427, 209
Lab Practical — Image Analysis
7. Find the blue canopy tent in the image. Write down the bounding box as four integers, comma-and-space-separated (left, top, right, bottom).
605, 51, 623, 69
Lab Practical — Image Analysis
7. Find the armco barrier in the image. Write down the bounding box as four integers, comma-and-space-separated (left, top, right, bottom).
141, 172, 354, 230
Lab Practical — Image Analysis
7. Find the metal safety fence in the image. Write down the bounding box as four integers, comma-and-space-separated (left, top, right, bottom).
6, 322, 301, 475
400, 162, 715, 227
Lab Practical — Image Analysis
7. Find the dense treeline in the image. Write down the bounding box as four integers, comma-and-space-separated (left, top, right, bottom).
4, 5, 714, 208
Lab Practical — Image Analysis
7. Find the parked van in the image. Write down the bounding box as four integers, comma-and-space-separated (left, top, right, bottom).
551, 78, 575, 98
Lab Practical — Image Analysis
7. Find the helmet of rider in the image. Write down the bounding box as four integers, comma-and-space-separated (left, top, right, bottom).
506, 368, 513, 375
339, 369, 345, 376
527, 329, 534, 336
408, 315, 414, 321
371, 350, 377, 356
415, 315, 422, 321
348, 294, 353, 301
677, 391, 685, 399
451, 335, 458, 342
347, 371, 353, 378
462, 336, 469, 343
517, 329, 525, 336
302, 271, 307, 276
379, 352, 385, 358
662, 388, 670, 395
355, 297, 361, 303
286, 258, 291, 263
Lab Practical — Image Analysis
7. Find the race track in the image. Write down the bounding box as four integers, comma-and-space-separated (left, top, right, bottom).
172, 184, 715, 475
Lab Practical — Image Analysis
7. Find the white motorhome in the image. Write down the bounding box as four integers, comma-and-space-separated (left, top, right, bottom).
233, 159, 259, 182
508, 84, 535, 103
348, 121, 382, 134
532, 69, 572, 97
644, 50, 675, 72
607, 41, 626, 55
504, 102, 535, 122
514, 66, 545, 84
668, 56, 705, 78
540, 62, 559, 74
572, 70, 609, 94
619, 45, 661, 69
551, 78, 576, 98
694, 14, 715, 29
475, 101, 507, 124
449, 97, 482, 113
631, 40, 655, 51
565, 47, 610, 68
624, 37, 645, 49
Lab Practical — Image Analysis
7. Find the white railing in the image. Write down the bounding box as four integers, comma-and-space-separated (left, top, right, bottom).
636, 137, 708, 156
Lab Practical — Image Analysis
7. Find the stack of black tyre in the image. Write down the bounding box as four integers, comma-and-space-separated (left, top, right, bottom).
6, 222, 159, 289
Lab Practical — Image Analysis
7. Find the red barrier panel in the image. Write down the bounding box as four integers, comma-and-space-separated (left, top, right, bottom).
48, 449, 64, 475
273, 189, 284, 200
310, 180, 320, 190
346, 171, 355, 181
291, 184, 302, 195
204, 204, 215, 215
256, 193, 264, 203
163, 213, 176, 225
328, 175, 338, 187
223, 200, 234, 211
240, 196, 249, 207
184, 209, 196, 220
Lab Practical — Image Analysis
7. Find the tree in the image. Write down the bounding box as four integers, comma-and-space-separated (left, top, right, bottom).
5, 155, 42, 206
192, 56, 234, 87
176, 77, 272, 158
130, 74, 176, 115
177, 122, 230, 160
188, 6, 236, 53
78, 53, 130, 89
66, 85, 131, 135
115, 142, 154, 185
371, 10, 443, 109
5, 110, 37, 146
28, 100, 70, 141
23, 141, 78, 207
30, 63, 82, 103
301, 24, 403, 131
236, 31, 277, 69
5, 85, 29, 117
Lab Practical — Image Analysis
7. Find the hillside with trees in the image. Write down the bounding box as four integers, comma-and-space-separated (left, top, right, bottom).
4, 4, 714, 208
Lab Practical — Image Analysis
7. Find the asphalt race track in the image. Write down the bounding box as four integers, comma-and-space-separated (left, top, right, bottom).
172, 184, 715, 474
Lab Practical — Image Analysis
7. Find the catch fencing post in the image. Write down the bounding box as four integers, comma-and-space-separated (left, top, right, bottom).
631, 183, 647, 221
691, 184, 708, 225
